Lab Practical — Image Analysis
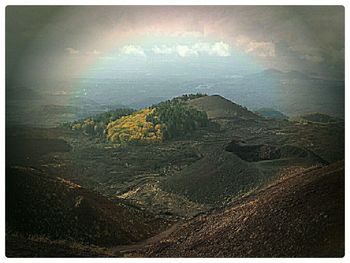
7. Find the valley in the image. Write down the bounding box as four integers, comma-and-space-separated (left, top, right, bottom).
6, 94, 344, 257
5, 5, 345, 259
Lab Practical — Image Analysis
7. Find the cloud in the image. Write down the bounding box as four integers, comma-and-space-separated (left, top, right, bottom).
120, 45, 145, 56
65, 47, 79, 55
176, 45, 199, 57
7, 6, 344, 82
152, 45, 174, 55
151, 42, 231, 57
210, 42, 231, 57
86, 49, 103, 55
245, 41, 275, 57
235, 36, 275, 57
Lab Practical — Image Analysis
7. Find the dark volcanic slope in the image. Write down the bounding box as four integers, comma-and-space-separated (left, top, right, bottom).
161, 141, 326, 205
6, 234, 113, 257
187, 95, 260, 120
6, 166, 167, 254
139, 161, 344, 257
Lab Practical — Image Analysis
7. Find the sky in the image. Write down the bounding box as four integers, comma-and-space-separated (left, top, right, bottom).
6, 5, 344, 88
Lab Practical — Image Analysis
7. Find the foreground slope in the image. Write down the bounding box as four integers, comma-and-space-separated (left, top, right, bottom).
6, 234, 113, 257
136, 161, 344, 257
6, 166, 168, 256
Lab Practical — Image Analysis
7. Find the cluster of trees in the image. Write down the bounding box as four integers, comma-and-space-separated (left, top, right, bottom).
66, 94, 209, 144
150, 93, 207, 108
170, 93, 207, 103
67, 108, 135, 137
148, 97, 209, 140
106, 108, 163, 144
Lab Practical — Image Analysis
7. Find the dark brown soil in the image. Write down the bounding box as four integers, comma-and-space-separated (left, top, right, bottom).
133, 161, 344, 257
6, 166, 168, 255
6, 235, 112, 257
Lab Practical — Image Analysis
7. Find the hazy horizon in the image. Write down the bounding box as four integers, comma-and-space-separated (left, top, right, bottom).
6, 6, 345, 126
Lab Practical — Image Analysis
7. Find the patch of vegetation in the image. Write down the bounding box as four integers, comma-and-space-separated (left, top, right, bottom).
64, 108, 135, 137
66, 94, 209, 144
147, 96, 209, 140
161, 93, 208, 103
106, 108, 163, 143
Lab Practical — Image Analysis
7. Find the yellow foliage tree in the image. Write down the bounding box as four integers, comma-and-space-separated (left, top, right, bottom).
106, 108, 163, 144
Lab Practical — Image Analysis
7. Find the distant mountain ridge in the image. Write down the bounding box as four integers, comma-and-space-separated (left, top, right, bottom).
294, 113, 343, 123
255, 108, 288, 120
248, 68, 310, 80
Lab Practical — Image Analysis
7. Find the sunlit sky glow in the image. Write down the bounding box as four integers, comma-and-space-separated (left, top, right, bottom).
6, 6, 344, 86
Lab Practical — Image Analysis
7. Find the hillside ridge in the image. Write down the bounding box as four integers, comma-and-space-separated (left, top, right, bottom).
133, 161, 344, 257
6, 166, 168, 254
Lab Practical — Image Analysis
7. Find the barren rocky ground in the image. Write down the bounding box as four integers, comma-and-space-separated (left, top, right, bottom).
6, 95, 344, 257
131, 161, 344, 257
